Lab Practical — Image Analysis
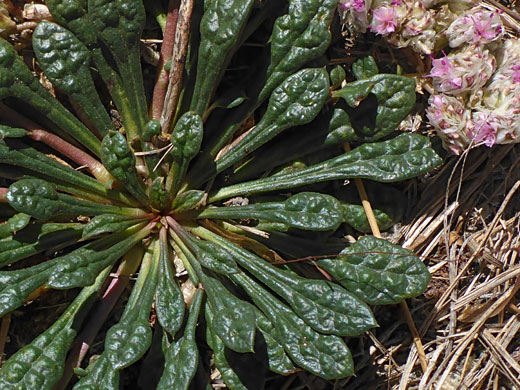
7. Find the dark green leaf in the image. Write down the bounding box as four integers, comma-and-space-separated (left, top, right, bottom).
82, 214, 148, 240
333, 74, 416, 141
105, 319, 152, 369
45, 0, 95, 45
73, 355, 119, 390
231, 272, 353, 380
157, 289, 203, 390
0, 141, 132, 204
0, 268, 110, 390
0, 38, 101, 155
7, 179, 143, 220
319, 236, 431, 304
190, 0, 255, 115
33, 21, 113, 137
330, 65, 346, 88
260, 0, 338, 101
0, 125, 27, 139
254, 310, 296, 375
155, 229, 185, 335
171, 190, 205, 212
184, 248, 256, 353
0, 223, 83, 267
196, 228, 376, 336
0, 213, 30, 239
170, 112, 204, 162
190, 239, 240, 275
352, 56, 379, 80
211, 133, 443, 201
88, 0, 148, 134
215, 68, 330, 174
167, 112, 204, 194
206, 326, 248, 390
0, 261, 55, 316
342, 203, 395, 233
199, 192, 344, 232
100, 131, 149, 204
212, 304, 256, 353
48, 224, 150, 289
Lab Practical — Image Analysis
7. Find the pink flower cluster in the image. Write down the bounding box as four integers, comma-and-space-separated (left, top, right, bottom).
339, 1, 520, 153
426, 8, 520, 152
428, 46, 496, 95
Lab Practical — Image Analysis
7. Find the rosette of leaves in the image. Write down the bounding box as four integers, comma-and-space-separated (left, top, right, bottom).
0, 0, 442, 388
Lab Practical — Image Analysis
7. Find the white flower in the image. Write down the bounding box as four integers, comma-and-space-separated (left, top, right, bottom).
426, 94, 471, 154
446, 7, 503, 48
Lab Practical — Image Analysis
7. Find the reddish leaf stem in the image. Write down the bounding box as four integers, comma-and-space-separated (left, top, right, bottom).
150, 0, 181, 121
0, 103, 113, 184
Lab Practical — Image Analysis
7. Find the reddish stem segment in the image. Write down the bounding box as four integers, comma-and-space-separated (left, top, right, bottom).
0, 188, 8, 203
150, 0, 181, 121
160, 0, 194, 133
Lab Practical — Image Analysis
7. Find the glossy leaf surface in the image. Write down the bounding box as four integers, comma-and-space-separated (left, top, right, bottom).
319, 236, 431, 305
211, 133, 443, 200
199, 192, 344, 232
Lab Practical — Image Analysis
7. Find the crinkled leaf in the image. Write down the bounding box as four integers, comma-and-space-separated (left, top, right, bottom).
319, 236, 431, 305
0, 212, 30, 239
0, 268, 109, 390
48, 225, 149, 289
333, 74, 416, 141
190, 0, 255, 115
155, 230, 185, 335
199, 192, 344, 232
73, 356, 119, 390
215, 68, 330, 174
101, 131, 149, 204
0, 139, 112, 199
231, 272, 353, 380
171, 190, 205, 212
105, 319, 152, 370
148, 177, 169, 211
167, 112, 204, 194
157, 290, 202, 390
211, 133, 443, 201
103, 244, 159, 370
261, 0, 337, 101
212, 304, 256, 353
0, 261, 55, 316
0, 37, 100, 155
190, 239, 240, 275
45, 0, 95, 45
87, 0, 147, 130
230, 108, 355, 182
198, 229, 376, 336
186, 254, 256, 353
352, 56, 379, 80
170, 112, 203, 162
206, 327, 248, 390
254, 310, 296, 375
7, 179, 140, 220
330, 65, 346, 88
33, 21, 113, 136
